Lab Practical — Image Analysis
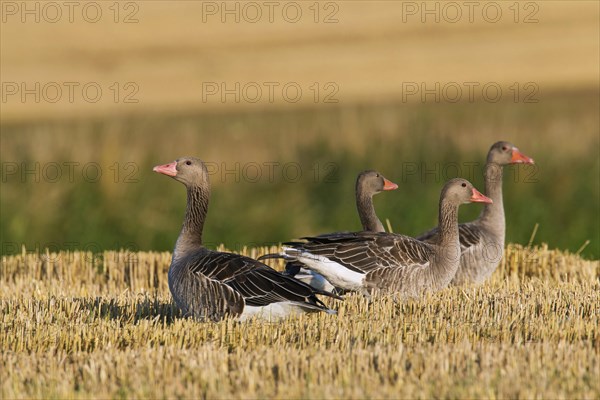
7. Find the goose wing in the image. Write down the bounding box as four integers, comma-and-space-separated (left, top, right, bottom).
417, 222, 482, 251
287, 232, 433, 274
174, 271, 246, 320
186, 251, 336, 310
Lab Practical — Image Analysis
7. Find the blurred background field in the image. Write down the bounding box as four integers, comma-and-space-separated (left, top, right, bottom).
1, 1, 599, 258
2, 95, 599, 258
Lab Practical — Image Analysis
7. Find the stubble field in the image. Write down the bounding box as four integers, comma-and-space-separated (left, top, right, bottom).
1, 244, 598, 398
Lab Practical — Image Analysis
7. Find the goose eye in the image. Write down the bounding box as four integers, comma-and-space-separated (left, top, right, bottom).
502, 146, 508, 151
185, 161, 192, 166
461, 183, 466, 187
376, 174, 380, 177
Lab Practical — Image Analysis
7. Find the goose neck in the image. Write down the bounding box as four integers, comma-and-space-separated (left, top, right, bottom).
174, 184, 209, 258
437, 198, 459, 247
356, 191, 384, 232
480, 162, 505, 227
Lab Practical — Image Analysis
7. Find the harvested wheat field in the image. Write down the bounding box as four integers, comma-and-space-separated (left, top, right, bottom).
1, 244, 598, 398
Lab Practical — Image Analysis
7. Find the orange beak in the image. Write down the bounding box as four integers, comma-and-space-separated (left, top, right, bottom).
470, 188, 493, 204
383, 178, 398, 191
511, 148, 534, 164
153, 161, 178, 177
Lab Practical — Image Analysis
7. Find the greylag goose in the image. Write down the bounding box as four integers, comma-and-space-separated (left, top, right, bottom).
261, 178, 492, 297
416, 141, 534, 285
355, 170, 398, 232
283, 170, 398, 291
153, 157, 339, 322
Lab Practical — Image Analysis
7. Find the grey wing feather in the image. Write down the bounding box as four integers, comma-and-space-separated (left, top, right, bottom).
170, 264, 245, 321
288, 232, 434, 273
186, 251, 335, 310
457, 223, 482, 249
417, 223, 482, 252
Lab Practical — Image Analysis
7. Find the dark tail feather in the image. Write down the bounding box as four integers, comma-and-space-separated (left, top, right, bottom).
283, 261, 303, 276
311, 287, 344, 301
313, 291, 343, 306
295, 300, 337, 315
259, 253, 343, 301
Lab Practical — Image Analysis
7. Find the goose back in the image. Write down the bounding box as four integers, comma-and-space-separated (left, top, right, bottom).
283, 170, 397, 290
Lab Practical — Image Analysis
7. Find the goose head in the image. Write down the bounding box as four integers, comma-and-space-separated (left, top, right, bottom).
356, 170, 398, 197
442, 178, 493, 205
488, 141, 534, 165
153, 157, 209, 187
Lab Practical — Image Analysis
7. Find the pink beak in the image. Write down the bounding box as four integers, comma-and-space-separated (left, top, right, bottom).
383, 178, 398, 191
470, 188, 493, 204
153, 161, 178, 177
511, 148, 534, 164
